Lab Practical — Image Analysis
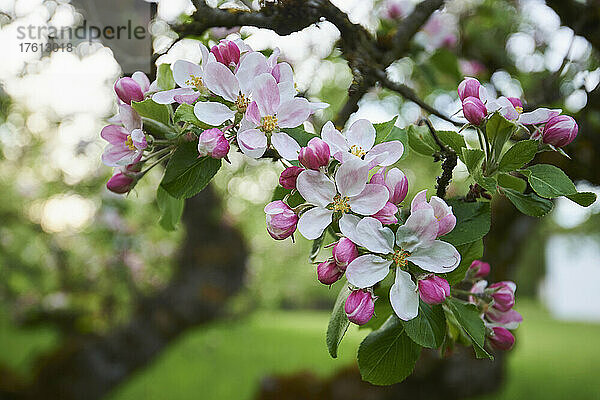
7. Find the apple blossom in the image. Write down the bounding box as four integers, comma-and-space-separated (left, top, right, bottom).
458, 77, 482, 102
321, 120, 404, 167
540, 115, 578, 147
295, 158, 389, 240
331, 237, 358, 268
370, 168, 409, 205
101, 104, 147, 167
345, 289, 375, 325
210, 39, 241, 67
279, 166, 304, 190
462, 96, 487, 125
152, 43, 214, 105
298, 137, 330, 170
342, 205, 460, 320
488, 326, 515, 351
418, 275, 450, 304
317, 260, 344, 285
264, 201, 298, 240
198, 128, 230, 159
469, 260, 490, 278
237, 73, 313, 160
114, 71, 150, 105
411, 190, 456, 237
489, 281, 516, 312
371, 202, 399, 225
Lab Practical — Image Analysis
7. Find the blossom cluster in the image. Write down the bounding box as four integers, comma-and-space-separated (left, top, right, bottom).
264, 118, 462, 326
467, 260, 523, 350
459, 77, 578, 147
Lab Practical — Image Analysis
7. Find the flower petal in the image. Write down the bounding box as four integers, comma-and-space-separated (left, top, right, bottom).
354, 217, 394, 254
253, 73, 280, 116
296, 169, 336, 207
346, 119, 375, 151
349, 184, 389, 215
335, 157, 370, 197
390, 269, 419, 321
152, 88, 196, 104
321, 121, 348, 157
132, 71, 150, 93
408, 240, 461, 273
173, 60, 203, 88
236, 52, 269, 94
118, 104, 142, 132
272, 131, 300, 160
237, 129, 267, 158
102, 145, 136, 167
339, 214, 363, 246
277, 97, 311, 128
203, 62, 239, 102
194, 102, 236, 125
410, 189, 430, 212
518, 108, 562, 125
346, 254, 392, 288
101, 125, 128, 144
297, 207, 333, 240
365, 141, 404, 166
395, 207, 438, 252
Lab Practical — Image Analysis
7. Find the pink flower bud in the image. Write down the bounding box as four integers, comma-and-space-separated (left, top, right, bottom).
114, 77, 144, 105
428, 196, 456, 237
488, 327, 515, 351
210, 40, 241, 67
332, 238, 358, 268
458, 77, 482, 101
279, 166, 304, 190
418, 275, 450, 305
345, 290, 375, 325
541, 115, 578, 147
317, 259, 343, 285
264, 201, 298, 240
298, 137, 330, 170
462, 96, 487, 125
507, 97, 523, 111
372, 201, 399, 225
486, 308, 523, 329
198, 128, 230, 159
489, 281, 516, 312
370, 168, 408, 205
469, 260, 490, 278
106, 172, 135, 194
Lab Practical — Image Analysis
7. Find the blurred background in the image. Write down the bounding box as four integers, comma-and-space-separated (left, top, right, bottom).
0, 0, 599, 399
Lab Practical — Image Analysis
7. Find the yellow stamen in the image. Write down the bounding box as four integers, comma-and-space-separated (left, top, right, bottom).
515, 106, 523, 114
328, 194, 351, 213
392, 249, 411, 268
235, 94, 250, 112
350, 144, 367, 158
261, 115, 278, 133
185, 75, 204, 91
125, 135, 136, 150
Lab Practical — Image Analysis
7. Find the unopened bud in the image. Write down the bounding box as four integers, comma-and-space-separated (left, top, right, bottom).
332, 238, 358, 268
345, 289, 375, 325
488, 326, 515, 351
462, 96, 487, 125
317, 259, 343, 285
298, 137, 330, 170
264, 201, 298, 240
279, 166, 304, 190
114, 77, 144, 105
541, 115, 578, 147
418, 275, 450, 305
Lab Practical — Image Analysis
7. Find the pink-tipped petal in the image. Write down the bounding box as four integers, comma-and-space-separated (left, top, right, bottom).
237, 128, 267, 158
194, 101, 236, 125
271, 131, 301, 160
348, 184, 389, 215
346, 119, 376, 151
296, 169, 336, 207
203, 62, 240, 102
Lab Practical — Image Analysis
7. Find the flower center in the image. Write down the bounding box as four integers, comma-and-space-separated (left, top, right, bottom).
236, 94, 250, 112
350, 144, 366, 158
329, 194, 350, 213
392, 249, 411, 267
261, 115, 278, 133
515, 106, 523, 114
125, 135, 136, 151
186, 75, 204, 91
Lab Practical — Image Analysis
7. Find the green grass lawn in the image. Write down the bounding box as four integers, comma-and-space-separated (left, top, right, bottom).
2, 302, 600, 399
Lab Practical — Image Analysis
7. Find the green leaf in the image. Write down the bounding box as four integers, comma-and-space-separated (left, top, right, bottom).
373, 116, 398, 143
283, 126, 317, 147
156, 186, 184, 231
174, 103, 211, 128
502, 187, 554, 217
436, 130, 466, 156
402, 301, 446, 349
566, 192, 597, 207
441, 200, 490, 246
407, 124, 438, 156
131, 98, 171, 126
443, 239, 483, 285
497, 173, 527, 193
160, 141, 222, 199
498, 140, 538, 172
521, 164, 577, 198
486, 112, 518, 165
326, 285, 352, 358
357, 316, 422, 385
462, 148, 485, 174
445, 298, 493, 360
157, 63, 175, 91
473, 170, 498, 193
430, 48, 461, 81
141, 117, 178, 139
